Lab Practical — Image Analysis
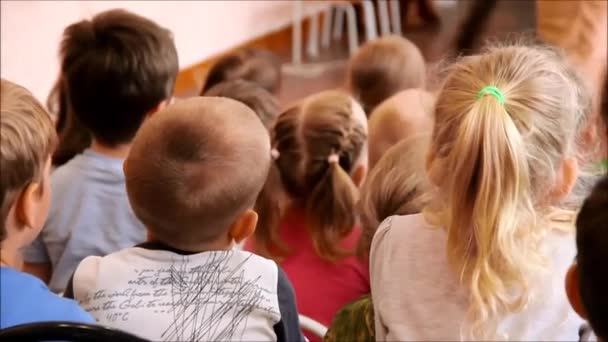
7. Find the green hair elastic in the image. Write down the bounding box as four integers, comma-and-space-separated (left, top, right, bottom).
477, 86, 505, 105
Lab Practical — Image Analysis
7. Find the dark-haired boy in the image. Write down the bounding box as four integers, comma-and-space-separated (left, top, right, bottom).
23, 9, 179, 293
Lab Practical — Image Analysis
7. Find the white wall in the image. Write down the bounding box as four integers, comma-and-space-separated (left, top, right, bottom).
1, 0, 326, 102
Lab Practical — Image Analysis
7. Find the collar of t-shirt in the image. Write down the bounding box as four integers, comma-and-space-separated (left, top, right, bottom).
134, 241, 198, 255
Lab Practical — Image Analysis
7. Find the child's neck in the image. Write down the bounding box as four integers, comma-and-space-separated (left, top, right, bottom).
146, 231, 234, 253
0, 243, 21, 269
90, 140, 131, 159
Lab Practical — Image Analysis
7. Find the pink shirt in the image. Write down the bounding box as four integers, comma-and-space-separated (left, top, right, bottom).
246, 209, 370, 340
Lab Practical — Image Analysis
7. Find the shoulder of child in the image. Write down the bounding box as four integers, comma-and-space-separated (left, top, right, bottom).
49, 292, 96, 324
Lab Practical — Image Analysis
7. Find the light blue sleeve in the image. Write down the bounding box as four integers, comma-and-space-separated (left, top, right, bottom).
22, 234, 50, 263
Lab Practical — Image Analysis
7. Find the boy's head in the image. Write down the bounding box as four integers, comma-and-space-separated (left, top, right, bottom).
203, 79, 279, 129
347, 35, 426, 114
60, 9, 178, 147
201, 48, 282, 95
124, 97, 271, 251
1, 79, 57, 247
368, 89, 435, 168
566, 176, 608, 340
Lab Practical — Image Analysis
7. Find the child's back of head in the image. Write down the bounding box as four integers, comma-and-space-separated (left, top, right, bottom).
0, 80, 94, 328
347, 36, 426, 114
425, 43, 589, 338
367, 88, 435, 168
60, 9, 178, 147
566, 176, 608, 341
1, 78, 57, 242
125, 97, 271, 252
201, 48, 282, 95
358, 136, 431, 258
254, 90, 368, 261
203, 79, 280, 129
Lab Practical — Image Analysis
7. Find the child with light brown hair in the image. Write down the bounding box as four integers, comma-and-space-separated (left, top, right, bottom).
245, 90, 370, 341
65, 97, 303, 342
201, 47, 282, 95
323, 136, 432, 342
0, 79, 93, 328
367, 88, 435, 168
203, 79, 280, 129
346, 35, 426, 115
371, 44, 589, 340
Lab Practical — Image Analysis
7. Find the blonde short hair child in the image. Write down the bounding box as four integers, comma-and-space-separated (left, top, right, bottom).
426, 44, 589, 338
1, 79, 57, 238
124, 97, 271, 251
347, 36, 426, 114
367, 89, 435, 168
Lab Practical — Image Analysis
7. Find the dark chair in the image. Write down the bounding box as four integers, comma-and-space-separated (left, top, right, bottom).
0, 322, 150, 342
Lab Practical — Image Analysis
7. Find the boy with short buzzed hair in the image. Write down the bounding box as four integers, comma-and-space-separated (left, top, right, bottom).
367, 88, 435, 168
346, 35, 426, 115
23, 9, 179, 293
66, 97, 304, 342
0, 79, 93, 328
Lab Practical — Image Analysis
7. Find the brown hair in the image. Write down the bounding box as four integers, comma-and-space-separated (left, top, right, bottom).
203, 79, 280, 129
61, 9, 178, 146
347, 36, 426, 114
125, 97, 270, 251
201, 48, 282, 94
426, 44, 588, 338
367, 88, 435, 168
1, 79, 57, 239
357, 136, 431, 258
48, 76, 91, 166
253, 90, 368, 262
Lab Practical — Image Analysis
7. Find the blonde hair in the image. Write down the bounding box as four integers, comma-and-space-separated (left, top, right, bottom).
358, 136, 431, 257
368, 88, 435, 168
254, 90, 368, 262
1, 79, 57, 239
347, 35, 426, 114
125, 97, 270, 251
426, 44, 587, 338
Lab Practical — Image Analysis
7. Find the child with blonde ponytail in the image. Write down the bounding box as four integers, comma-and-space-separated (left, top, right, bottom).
370, 44, 589, 341
246, 90, 370, 341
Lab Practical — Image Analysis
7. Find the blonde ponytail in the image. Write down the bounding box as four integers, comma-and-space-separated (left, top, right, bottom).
444, 97, 538, 337
427, 44, 588, 338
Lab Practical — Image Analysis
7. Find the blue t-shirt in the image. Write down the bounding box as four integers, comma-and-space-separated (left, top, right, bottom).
23, 149, 146, 293
0, 267, 94, 328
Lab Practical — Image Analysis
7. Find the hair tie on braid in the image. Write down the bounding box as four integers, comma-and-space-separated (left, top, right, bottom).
327, 153, 340, 164
270, 148, 280, 160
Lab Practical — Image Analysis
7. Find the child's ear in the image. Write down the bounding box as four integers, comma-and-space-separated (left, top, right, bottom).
229, 209, 258, 243
552, 157, 579, 201
352, 164, 367, 187
565, 263, 588, 319
15, 182, 45, 231
146, 98, 172, 118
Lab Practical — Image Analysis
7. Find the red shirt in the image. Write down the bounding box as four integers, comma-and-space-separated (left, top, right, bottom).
245, 209, 370, 341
